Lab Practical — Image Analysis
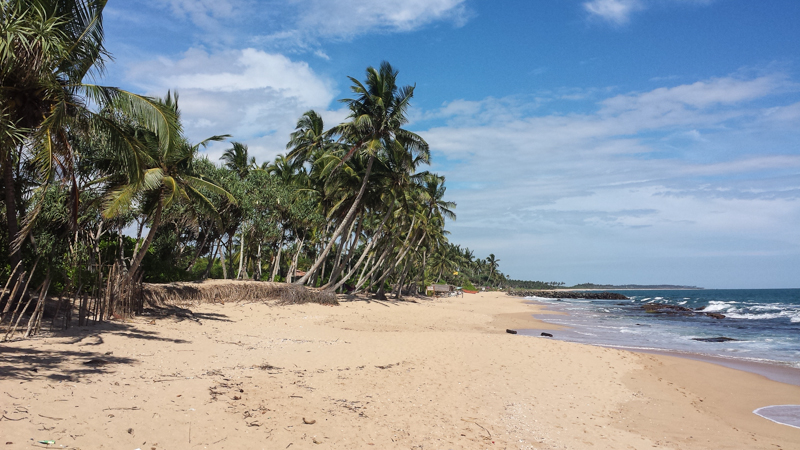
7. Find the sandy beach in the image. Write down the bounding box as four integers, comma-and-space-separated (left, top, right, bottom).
1, 290, 799, 449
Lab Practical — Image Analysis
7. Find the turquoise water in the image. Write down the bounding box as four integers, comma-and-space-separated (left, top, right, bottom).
525, 289, 800, 368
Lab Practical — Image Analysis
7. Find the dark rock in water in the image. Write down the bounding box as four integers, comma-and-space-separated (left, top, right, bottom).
541, 332, 553, 337
643, 304, 694, 313
511, 290, 628, 300
694, 306, 706, 311
642, 303, 726, 319
692, 336, 738, 342
506, 329, 517, 334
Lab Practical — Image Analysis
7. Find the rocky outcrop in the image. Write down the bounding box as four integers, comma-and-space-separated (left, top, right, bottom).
510, 291, 628, 300
642, 303, 725, 319
692, 336, 738, 342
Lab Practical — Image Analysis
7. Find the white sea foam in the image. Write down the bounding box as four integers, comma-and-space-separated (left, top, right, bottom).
703, 301, 735, 312
753, 405, 800, 429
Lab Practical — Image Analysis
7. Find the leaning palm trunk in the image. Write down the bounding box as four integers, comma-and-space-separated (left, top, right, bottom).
392, 262, 413, 298
287, 236, 305, 283
326, 205, 394, 290
186, 230, 211, 271
295, 155, 374, 285
374, 223, 421, 298
128, 194, 163, 279
328, 230, 382, 291
202, 237, 222, 280
325, 212, 363, 288
354, 240, 394, 292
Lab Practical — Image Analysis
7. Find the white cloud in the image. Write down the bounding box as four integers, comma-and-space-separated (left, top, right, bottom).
257, 0, 469, 49
584, 0, 643, 25
158, 0, 238, 24
417, 72, 800, 285
584, 0, 715, 25
126, 48, 337, 163
298, 0, 468, 37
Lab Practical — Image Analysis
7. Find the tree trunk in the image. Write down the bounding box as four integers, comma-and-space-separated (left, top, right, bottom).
355, 241, 393, 292
201, 238, 220, 280
132, 217, 144, 259
220, 240, 228, 279
128, 196, 163, 279
326, 212, 360, 287
2, 151, 21, 282
418, 248, 426, 294
237, 231, 246, 280
318, 246, 327, 287
392, 262, 412, 298
270, 232, 284, 282
287, 236, 305, 283
185, 228, 210, 271
327, 205, 393, 291
254, 242, 262, 281
294, 155, 374, 285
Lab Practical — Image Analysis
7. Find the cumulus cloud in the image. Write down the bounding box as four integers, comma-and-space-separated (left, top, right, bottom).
125, 48, 337, 162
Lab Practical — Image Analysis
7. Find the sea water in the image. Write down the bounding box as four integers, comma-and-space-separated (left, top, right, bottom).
524, 289, 800, 369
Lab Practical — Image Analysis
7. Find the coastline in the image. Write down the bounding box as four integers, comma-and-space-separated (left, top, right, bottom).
1, 291, 798, 449
520, 295, 800, 386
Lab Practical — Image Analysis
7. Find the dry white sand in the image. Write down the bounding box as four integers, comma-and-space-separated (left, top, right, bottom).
1, 291, 798, 449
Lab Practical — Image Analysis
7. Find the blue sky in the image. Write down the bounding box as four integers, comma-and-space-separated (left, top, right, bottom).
100, 0, 800, 288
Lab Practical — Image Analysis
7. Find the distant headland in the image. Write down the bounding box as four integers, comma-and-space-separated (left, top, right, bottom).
506, 280, 703, 290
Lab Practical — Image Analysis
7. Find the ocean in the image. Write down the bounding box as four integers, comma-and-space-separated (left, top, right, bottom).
521, 289, 800, 370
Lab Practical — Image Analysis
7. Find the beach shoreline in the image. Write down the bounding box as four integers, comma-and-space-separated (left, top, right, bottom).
519, 294, 800, 386
1, 291, 798, 449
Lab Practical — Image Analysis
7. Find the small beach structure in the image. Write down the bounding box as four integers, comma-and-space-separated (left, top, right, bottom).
426, 284, 463, 297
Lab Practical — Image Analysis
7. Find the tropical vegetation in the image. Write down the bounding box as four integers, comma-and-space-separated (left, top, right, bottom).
0, 0, 511, 338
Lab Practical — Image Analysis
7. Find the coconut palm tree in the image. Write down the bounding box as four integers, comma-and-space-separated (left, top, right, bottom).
294, 61, 429, 286
0, 0, 179, 276
487, 253, 500, 284
102, 93, 234, 279
286, 110, 330, 166
221, 142, 254, 179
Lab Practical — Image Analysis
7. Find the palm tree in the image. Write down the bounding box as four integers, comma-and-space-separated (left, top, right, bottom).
487, 254, 500, 284
102, 93, 234, 279
294, 61, 429, 286
0, 0, 179, 276
286, 110, 330, 166
220, 142, 254, 179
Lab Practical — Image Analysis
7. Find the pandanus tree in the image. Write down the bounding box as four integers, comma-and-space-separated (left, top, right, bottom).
0, 0, 179, 280
294, 61, 429, 286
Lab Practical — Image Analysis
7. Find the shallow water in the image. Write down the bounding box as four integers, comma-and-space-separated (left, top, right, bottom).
753, 405, 800, 429
523, 289, 800, 369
